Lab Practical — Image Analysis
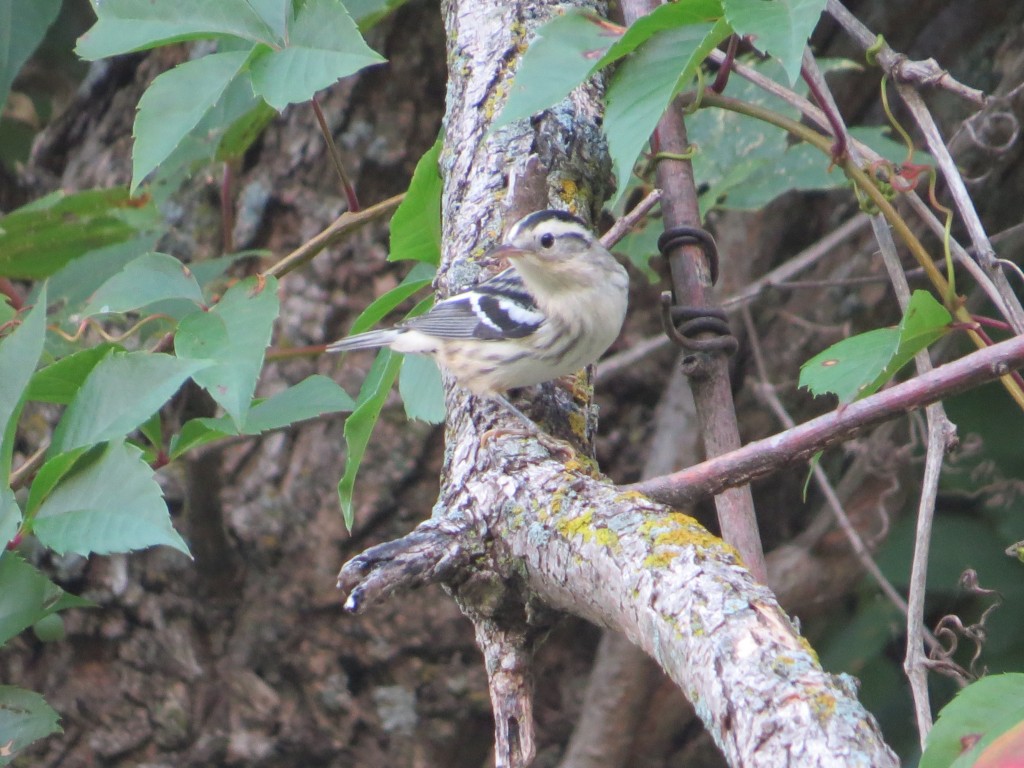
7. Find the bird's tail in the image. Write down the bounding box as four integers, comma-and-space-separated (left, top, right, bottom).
325, 328, 401, 353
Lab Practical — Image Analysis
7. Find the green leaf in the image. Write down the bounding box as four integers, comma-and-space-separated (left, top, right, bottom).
800, 290, 951, 404
875, 290, 952, 387
723, 0, 828, 85
0, 685, 61, 764
0, 190, 151, 279
494, 10, 621, 129
0, 552, 87, 646
604, 16, 731, 206
0, 285, 46, 480
51, 352, 210, 454
346, 261, 435, 336
0, 0, 62, 114
799, 327, 899, 405
922, 673, 1024, 768
168, 419, 235, 460
244, 0, 292, 39
249, 0, 385, 110
399, 354, 446, 424
25, 344, 121, 404
0, 487, 20, 549
345, 0, 410, 28
47, 234, 163, 316
174, 276, 279, 430
76, 0, 277, 60
131, 50, 251, 193
338, 349, 403, 529
83, 252, 204, 316
244, 375, 355, 432
32, 440, 190, 556
25, 446, 92, 517
388, 139, 442, 264
597, 0, 723, 68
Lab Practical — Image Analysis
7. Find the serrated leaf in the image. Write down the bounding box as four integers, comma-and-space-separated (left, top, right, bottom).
0, 190, 150, 279
83, 252, 204, 316
25, 447, 92, 517
0, 488, 20, 549
724, 0, 828, 85
51, 352, 211, 454
388, 139, 442, 264
0, 285, 46, 480
174, 276, 279, 430
47, 233, 163, 316
922, 673, 1024, 768
168, 419, 235, 460
878, 290, 952, 382
346, 0, 410, 28
76, 0, 277, 60
0, 685, 61, 764
399, 354, 446, 424
0, 0, 62, 114
249, 0, 385, 110
25, 344, 121, 404
800, 290, 951, 404
0, 288, 46, 429
0, 553, 85, 646
598, 0, 723, 68
346, 262, 435, 336
800, 328, 899, 404
605, 18, 731, 207
494, 10, 621, 129
131, 50, 251, 193
243, 375, 355, 432
244, 0, 292, 39
32, 441, 190, 556
338, 349, 402, 529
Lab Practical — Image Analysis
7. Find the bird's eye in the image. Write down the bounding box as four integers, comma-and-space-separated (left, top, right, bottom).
539, 233, 555, 249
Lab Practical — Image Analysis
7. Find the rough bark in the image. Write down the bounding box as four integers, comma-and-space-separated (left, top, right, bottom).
4, 1, 1024, 766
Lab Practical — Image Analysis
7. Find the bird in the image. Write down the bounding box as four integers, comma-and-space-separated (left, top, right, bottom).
327, 209, 629, 432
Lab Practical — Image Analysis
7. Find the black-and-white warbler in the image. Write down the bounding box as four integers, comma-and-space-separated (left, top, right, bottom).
327, 210, 629, 425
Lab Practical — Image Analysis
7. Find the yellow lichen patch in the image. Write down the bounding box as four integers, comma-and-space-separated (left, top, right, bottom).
643, 551, 676, 569
642, 513, 741, 568
557, 509, 620, 551
807, 688, 838, 723
567, 409, 589, 440
545, 488, 568, 521
613, 490, 649, 505
570, 373, 593, 403
796, 633, 820, 664
558, 178, 578, 204
563, 454, 600, 478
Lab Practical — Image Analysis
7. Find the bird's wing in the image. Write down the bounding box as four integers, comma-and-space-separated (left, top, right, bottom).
401, 268, 545, 341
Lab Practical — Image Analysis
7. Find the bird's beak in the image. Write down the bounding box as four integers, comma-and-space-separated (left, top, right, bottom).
488, 243, 528, 260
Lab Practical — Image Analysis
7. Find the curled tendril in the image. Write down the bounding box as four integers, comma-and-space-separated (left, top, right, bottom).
879, 74, 957, 301
48, 314, 174, 345
928, 569, 1002, 682
866, 34, 886, 67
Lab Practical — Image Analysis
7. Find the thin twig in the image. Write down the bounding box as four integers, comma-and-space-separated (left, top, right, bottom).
262, 193, 404, 279
825, 0, 1024, 333
600, 188, 662, 249
824, 0, 986, 106
743, 307, 941, 654
9, 442, 49, 491
312, 96, 360, 212
723, 214, 872, 309
706, 46, 1021, 335
625, 330, 1024, 506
